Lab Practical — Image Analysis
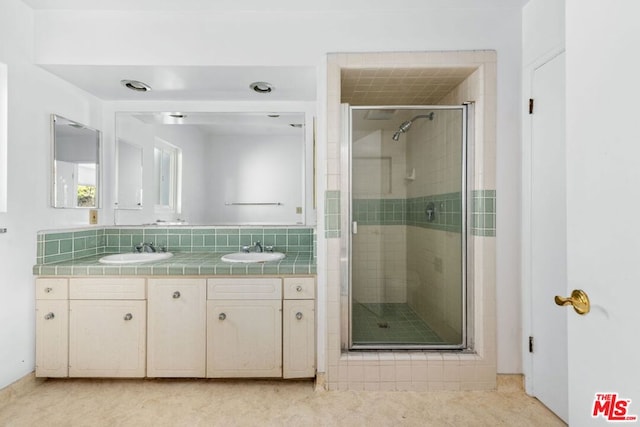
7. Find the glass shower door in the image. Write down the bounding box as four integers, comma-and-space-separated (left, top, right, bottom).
348, 105, 467, 350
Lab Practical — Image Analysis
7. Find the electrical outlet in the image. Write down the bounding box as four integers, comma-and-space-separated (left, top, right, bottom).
89, 209, 98, 224
296, 207, 303, 214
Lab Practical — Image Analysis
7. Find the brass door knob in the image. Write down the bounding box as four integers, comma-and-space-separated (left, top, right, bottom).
555, 289, 590, 315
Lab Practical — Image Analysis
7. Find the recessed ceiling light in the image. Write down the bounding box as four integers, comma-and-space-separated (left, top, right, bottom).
120, 79, 152, 92
267, 114, 280, 118
250, 81, 274, 94
168, 113, 187, 119
289, 123, 303, 128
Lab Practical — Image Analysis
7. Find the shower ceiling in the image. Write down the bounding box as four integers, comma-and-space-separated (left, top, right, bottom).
341, 67, 476, 105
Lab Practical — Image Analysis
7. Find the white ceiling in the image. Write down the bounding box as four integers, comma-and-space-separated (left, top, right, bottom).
42, 65, 317, 102
22, 0, 527, 11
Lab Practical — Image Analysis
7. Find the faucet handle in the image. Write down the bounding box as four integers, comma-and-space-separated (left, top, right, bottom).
241, 245, 251, 253
264, 245, 274, 252
134, 243, 144, 253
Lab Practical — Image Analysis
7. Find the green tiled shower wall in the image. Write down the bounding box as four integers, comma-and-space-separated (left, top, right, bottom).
325, 190, 496, 237
37, 227, 315, 265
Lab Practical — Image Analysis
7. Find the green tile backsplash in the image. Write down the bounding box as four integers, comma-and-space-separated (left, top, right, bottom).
37, 228, 105, 265
36, 226, 315, 265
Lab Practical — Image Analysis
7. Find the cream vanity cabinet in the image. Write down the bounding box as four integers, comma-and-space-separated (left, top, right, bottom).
147, 278, 206, 377
35, 278, 69, 377
68, 278, 146, 377
35, 275, 315, 379
206, 278, 283, 378
283, 277, 316, 378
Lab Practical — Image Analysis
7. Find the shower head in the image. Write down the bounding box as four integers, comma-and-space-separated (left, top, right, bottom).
391, 112, 435, 141
398, 120, 413, 132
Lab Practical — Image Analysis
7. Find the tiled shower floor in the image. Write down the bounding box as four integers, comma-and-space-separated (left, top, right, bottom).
351, 302, 444, 344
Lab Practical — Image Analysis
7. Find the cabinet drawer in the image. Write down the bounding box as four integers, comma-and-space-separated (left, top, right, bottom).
207, 278, 281, 300
283, 277, 315, 299
69, 278, 146, 300
36, 278, 68, 300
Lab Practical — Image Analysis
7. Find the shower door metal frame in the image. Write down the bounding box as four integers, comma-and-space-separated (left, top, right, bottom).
342, 104, 469, 351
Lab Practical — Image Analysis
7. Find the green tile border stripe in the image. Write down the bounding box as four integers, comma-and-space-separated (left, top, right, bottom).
471, 190, 496, 236
325, 191, 341, 238
327, 189, 496, 237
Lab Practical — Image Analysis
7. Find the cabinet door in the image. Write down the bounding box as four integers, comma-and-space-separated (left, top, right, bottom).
147, 279, 206, 377
207, 300, 282, 378
69, 300, 146, 377
35, 300, 68, 377
283, 300, 316, 378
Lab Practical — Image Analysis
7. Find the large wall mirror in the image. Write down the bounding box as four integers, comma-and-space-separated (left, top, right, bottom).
115, 112, 312, 225
51, 114, 101, 208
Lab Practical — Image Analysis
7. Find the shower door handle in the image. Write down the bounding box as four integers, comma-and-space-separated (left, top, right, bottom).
352, 221, 358, 234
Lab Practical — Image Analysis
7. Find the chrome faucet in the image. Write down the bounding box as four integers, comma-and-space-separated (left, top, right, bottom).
135, 242, 157, 253
239, 241, 268, 253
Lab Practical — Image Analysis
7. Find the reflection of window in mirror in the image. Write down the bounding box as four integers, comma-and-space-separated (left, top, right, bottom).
154, 138, 181, 213
55, 163, 97, 207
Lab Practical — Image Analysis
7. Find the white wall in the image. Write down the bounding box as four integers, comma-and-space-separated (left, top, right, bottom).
205, 134, 303, 225
0, 1, 525, 390
0, 0, 103, 390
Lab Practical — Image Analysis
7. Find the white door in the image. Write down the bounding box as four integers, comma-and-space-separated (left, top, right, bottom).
565, 1, 640, 425
527, 52, 568, 422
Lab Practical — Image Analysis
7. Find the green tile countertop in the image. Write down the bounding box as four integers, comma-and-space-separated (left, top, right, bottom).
33, 252, 316, 276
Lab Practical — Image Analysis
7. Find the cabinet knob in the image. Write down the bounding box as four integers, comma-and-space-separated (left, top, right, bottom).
173, 291, 181, 299
124, 313, 133, 321
296, 285, 303, 292
296, 312, 303, 320
219, 313, 226, 321
44, 312, 55, 320
44, 287, 53, 293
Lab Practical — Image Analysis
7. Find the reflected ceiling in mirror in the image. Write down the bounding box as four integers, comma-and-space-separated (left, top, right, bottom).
115, 111, 308, 226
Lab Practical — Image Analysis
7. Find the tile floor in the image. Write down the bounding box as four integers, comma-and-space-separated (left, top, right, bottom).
0, 375, 566, 426
352, 303, 445, 345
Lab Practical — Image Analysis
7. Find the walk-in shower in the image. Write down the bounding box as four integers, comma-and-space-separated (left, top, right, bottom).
343, 105, 468, 350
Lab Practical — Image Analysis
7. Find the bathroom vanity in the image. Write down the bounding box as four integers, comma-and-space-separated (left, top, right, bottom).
35, 275, 316, 379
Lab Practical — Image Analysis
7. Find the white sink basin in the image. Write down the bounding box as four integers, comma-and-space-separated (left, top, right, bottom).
99, 252, 174, 264
221, 252, 285, 263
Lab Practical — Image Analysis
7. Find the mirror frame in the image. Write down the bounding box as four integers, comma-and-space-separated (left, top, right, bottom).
51, 114, 101, 209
